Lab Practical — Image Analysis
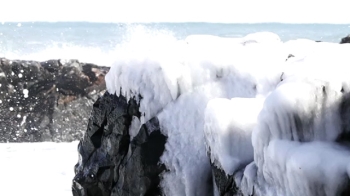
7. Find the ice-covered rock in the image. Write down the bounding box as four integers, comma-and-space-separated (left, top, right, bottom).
74, 32, 350, 196
102, 32, 284, 196
245, 72, 350, 195
204, 98, 263, 195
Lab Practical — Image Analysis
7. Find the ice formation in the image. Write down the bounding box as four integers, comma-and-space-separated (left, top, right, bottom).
204, 98, 264, 175
105, 30, 350, 195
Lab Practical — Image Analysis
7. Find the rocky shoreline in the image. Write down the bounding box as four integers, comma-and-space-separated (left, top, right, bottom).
0, 58, 109, 142
2, 34, 350, 196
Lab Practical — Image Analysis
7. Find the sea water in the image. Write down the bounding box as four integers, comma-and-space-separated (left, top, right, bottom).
0, 22, 349, 65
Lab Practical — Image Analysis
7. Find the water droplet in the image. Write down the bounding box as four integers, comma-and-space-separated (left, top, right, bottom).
23, 89, 29, 98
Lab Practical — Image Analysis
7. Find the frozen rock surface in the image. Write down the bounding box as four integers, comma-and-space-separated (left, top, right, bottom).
74, 32, 350, 196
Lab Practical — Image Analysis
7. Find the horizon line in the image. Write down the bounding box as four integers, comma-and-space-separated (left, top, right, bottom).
2, 21, 350, 25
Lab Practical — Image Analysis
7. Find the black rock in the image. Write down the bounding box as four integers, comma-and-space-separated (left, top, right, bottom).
72, 92, 167, 196
285, 54, 295, 62
0, 58, 109, 142
338, 92, 350, 145
340, 35, 350, 44
211, 164, 243, 196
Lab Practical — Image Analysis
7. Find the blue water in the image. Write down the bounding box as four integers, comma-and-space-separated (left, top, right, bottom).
0, 22, 349, 64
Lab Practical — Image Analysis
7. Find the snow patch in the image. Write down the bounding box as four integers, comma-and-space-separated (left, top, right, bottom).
0, 142, 78, 196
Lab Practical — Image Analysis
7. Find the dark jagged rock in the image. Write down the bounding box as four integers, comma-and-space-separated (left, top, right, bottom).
212, 165, 243, 196
285, 54, 295, 62
0, 58, 109, 142
206, 146, 243, 196
338, 92, 350, 145
72, 92, 167, 196
340, 35, 350, 44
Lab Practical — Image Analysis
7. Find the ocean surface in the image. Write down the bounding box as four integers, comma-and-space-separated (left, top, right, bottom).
0, 22, 349, 65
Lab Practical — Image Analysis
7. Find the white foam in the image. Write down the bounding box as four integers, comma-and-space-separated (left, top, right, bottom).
242, 32, 281, 45
1, 44, 117, 66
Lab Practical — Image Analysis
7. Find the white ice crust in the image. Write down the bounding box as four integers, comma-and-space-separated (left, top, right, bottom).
105, 29, 350, 196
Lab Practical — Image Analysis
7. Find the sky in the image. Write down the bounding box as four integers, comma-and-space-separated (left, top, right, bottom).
1, 0, 350, 23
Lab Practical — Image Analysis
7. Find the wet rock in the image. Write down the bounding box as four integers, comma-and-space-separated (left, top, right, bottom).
0, 58, 109, 142
212, 165, 243, 196
338, 92, 350, 145
340, 35, 350, 44
72, 92, 167, 196
285, 54, 295, 62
